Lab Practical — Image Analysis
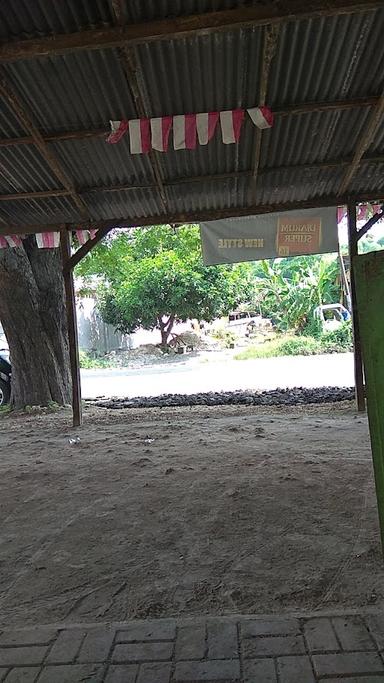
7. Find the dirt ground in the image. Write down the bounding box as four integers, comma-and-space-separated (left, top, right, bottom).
0, 402, 382, 627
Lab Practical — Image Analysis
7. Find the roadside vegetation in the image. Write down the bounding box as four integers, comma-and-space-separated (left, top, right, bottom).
77, 224, 381, 367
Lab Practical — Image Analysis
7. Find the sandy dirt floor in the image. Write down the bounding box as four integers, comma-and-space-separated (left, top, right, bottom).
0, 402, 382, 627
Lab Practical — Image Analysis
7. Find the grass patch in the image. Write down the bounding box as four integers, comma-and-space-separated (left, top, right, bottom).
235, 325, 353, 361
79, 349, 114, 369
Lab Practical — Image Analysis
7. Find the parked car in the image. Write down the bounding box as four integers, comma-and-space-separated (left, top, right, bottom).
227, 311, 272, 336
314, 303, 351, 332
0, 352, 11, 406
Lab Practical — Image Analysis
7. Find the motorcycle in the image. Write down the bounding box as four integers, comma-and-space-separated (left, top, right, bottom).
0, 351, 11, 406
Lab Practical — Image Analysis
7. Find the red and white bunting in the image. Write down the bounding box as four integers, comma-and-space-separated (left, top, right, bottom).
107, 105, 274, 152
196, 112, 219, 145
0, 235, 23, 248
219, 109, 245, 144
173, 114, 197, 150
150, 116, 172, 152
106, 120, 129, 144
36, 232, 60, 249
76, 229, 91, 245
128, 119, 151, 154
337, 206, 346, 223
247, 106, 274, 129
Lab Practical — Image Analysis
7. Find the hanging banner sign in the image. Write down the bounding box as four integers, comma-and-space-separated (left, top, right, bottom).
200, 207, 338, 265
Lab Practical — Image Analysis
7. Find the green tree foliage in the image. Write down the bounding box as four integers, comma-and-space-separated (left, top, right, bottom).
78, 225, 253, 345
249, 255, 340, 333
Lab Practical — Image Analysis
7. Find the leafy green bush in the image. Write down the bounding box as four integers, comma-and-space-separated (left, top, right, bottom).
277, 336, 320, 356
79, 349, 112, 369
320, 322, 353, 353
211, 327, 237, 348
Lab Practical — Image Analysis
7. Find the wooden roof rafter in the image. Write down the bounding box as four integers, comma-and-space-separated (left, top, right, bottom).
1, 191, 383, 236
0, 73, 89, 219
0, 1, 381, 63
110, 0, 168, 213
0, 96, 379, 148
0, 154, 383, 203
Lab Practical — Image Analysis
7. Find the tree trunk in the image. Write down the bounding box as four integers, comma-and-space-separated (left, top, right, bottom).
0, 237, 71, 408
158, 315, 175, 346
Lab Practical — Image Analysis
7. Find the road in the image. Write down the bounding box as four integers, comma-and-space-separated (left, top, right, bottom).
81, 352, 354, 399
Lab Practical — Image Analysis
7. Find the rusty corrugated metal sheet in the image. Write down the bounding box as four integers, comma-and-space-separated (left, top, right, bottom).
0, 2, 383, 227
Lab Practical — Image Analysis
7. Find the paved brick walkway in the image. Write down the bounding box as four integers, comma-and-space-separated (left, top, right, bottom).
1, 614, 384, 681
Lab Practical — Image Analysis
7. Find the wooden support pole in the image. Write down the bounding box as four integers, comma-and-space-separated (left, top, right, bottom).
60, 228, 82, 427
347, 201, 365, 412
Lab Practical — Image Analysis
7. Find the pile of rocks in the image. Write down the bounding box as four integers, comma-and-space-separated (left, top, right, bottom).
91, 386, 355, 409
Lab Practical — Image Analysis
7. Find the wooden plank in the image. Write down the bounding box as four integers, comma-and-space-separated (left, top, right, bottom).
1, 191, 384, 235
0, 96, 378, 148
60, 228, 82, 427
0, 1, 380, 62
357, 205, 384, 241
1, 155, 384, 203
347, 201, 365, 412
252, 23, 280, 194
0, 75, 89, 219
355, 250, 384, 553
64, 225, 115, 272
339, 93, 384, 194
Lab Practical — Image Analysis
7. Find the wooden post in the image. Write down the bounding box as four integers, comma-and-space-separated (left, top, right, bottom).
347, 201, 365, 412
355, 250, 384, 554
60, 228, 82, 427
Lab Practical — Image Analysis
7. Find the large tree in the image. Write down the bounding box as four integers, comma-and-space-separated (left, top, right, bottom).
0, 236, 71, 409
78, 225, 252, 346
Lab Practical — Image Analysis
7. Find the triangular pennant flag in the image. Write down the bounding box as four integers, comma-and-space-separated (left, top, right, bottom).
151, 116, 172, 152
106, 120, 129, 144
247, 106, 274, 129
220, 109, 245, 144
128, 119, 151, 154
173, 114, 197, 150
36, 232, 60, 249
196, 112, 219, 145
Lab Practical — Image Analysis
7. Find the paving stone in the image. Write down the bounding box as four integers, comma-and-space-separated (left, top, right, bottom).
365, 615, 384, 650
37, 663, 103, 682
175, 625, 206, 661
304, 618, 340, 653
174, 659, 240, 681
0, 630, 57, 647
116, 620, 176, 643
77, 627, 115, 663
241, 618, 300, 638
332, 616, 376, 651
243, 635, 305, 658
277, 656, 315, 683
325, 678, 384, 682
312, 652, 384, 677
137, 662, 172, 683
104, 664, 138, 682
0, 648, 48, 667
207, 621, 238, 659
243, 659, 277, 683
46, 629, 86, 664
3, 669, 40, 682
112, 641, 173, 663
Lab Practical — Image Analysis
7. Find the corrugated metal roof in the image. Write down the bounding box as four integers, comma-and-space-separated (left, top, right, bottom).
0, 1, 383, 229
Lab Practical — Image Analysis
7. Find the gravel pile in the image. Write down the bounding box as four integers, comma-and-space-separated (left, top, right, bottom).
90, 386, 355, 409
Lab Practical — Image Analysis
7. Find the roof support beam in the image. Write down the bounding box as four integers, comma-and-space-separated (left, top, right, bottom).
339, 92, 384, 194
111, 0, 168, 213
1, 191, 383, 236
357, 204, 384, 240
0, 74, 89, 219
252, 23, 280, 195
0, 96, 378, 148
0, 154, 383, 202
0, 1, 380, 62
